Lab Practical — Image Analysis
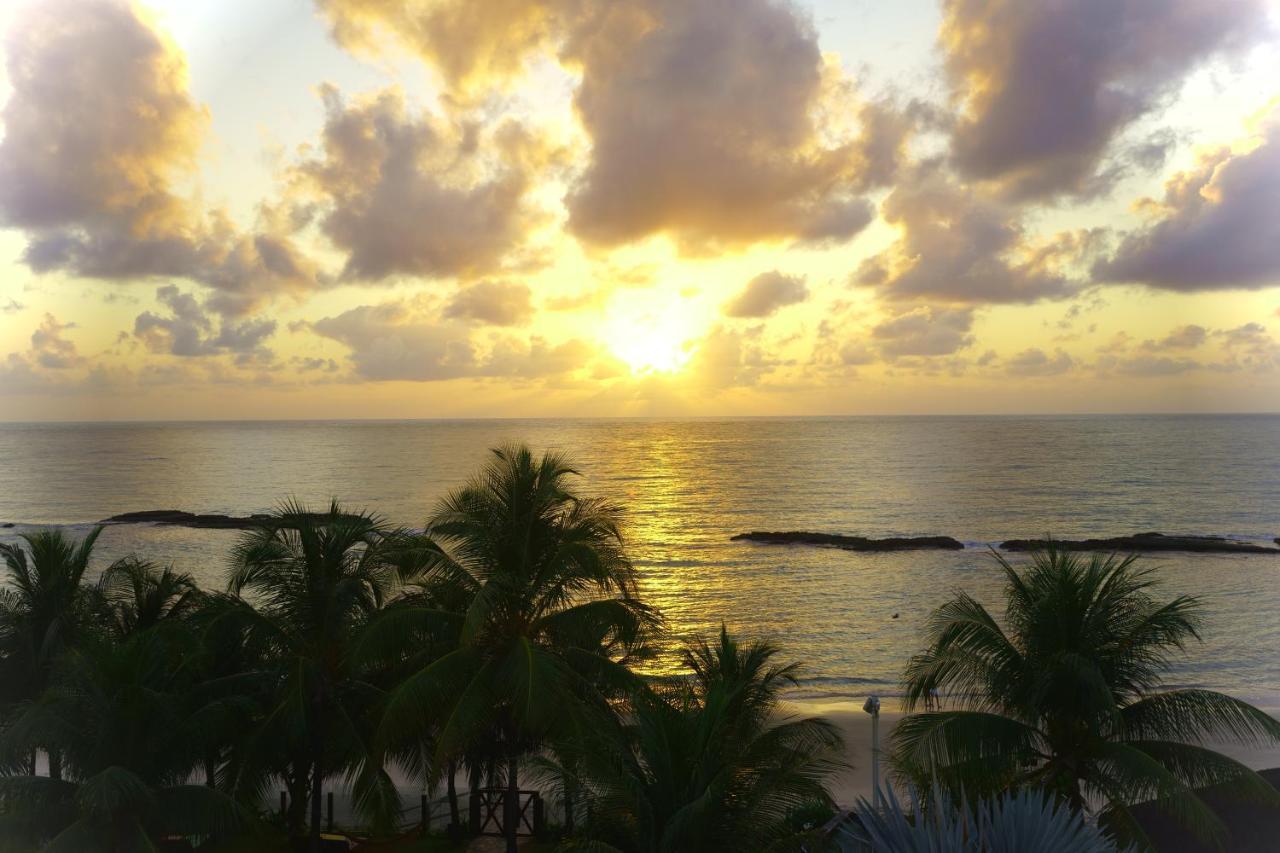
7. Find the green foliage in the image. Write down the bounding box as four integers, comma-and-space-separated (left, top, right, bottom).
379, 445, 659, 767
892, 546, 1280, 847
0, 627, 253, 849
222, 500, 419, 838
559, 626, 847, 853
842, 784, 1126, 852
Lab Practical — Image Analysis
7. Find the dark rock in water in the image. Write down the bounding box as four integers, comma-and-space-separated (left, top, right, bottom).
100, 510, 268, 529
1000, 532, 1280, 555
731, 531, 965, 551
1, 522, 13, 528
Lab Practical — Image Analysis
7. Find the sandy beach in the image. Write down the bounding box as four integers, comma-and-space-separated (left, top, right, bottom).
788, 700, 1280, 807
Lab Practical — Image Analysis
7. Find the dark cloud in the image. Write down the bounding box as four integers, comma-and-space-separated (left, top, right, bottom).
1005, 347, 1075, 377
311, 299, 592, 381
871, 307, 975, 358
0, 0, 319, 314
723, 272, 809, 319
444, 280, 534, 326
941, 0, 1268, 199
294, 86, 553, 282
133, 286, 276, 358
2, 299, 23, 314
315, 0, 907, 250
856, 167, 1086, 304
1095, 110, 1280, 291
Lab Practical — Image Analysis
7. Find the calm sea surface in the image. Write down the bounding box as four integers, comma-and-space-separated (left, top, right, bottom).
2, 416, 1278, 707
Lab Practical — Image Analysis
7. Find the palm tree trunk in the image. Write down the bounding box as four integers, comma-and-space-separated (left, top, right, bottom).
310, 705, 325, 853
504, 756, 519, 853
468, 760, 482, 835
48, 749, 61, 781
563, 775, 574, 834
205, 752, 216, 788
288, 765, 309, 836
447, 759, 460, 828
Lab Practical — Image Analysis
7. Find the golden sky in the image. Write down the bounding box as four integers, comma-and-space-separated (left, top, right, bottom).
1, 0, 1279, 419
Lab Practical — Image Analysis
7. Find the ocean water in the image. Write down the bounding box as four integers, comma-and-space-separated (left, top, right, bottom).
2, 415, 1278, 707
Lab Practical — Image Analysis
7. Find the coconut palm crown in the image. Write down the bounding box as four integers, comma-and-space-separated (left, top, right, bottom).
378, 444, 658, 853
563, 626, 847, 853
892, 546, 1280, 845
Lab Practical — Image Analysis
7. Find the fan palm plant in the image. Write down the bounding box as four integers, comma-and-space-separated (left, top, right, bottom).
842, 783, 1126, 852
0, 527, 103, 779
562, 626, 847, 852
892, 546, 1280, 847
0, 625, 251, 851
378, 445, 658, 853
224, 500, 412, 852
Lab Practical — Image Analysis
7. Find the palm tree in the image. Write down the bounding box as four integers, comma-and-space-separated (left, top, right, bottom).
562, 626, 847, 852
892, 546, 1280, 846
0, 625, 251, 850
0, 528, 102, 779
95, 558, 202, 639
378, 445, 658, 853
225, 501, 410, 852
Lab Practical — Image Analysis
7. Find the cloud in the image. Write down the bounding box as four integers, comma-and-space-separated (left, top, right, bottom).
444, 280, 534, 326
563, 0, 887, 250
311, 298, 592, 381
1006, 347, 1075, 377
133, 286, 277, 360
723, 272, 809, 318
293, 85, 554, 282
687, 325, 781, 388
1141, 324, 1207, 351
1113, 355, 1201, 376
941, 0, 1269, 199
2, 299, 23, 314
871, 306, 975, 358
856, 167, 1086, 304
1095, 108, 1280, 290
0, 0, 318, 314
315, 0, 906, 250
28, 314, 84, 369
0, 313, 86, 393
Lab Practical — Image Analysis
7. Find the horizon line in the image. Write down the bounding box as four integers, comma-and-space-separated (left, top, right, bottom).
2, 410, 1280, 426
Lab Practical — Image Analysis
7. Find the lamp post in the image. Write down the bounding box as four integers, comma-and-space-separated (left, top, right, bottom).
863, 695, 882, 810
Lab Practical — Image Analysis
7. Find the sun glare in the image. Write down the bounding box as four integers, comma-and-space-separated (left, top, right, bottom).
602, 293, 699, 375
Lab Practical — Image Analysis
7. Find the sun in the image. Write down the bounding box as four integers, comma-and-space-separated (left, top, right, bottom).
601, 292, 700, 375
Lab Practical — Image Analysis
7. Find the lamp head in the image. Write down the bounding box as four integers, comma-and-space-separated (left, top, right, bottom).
863, 695, 881, 715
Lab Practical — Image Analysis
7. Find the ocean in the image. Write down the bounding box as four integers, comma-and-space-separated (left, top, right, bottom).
2, 415, 1278, 708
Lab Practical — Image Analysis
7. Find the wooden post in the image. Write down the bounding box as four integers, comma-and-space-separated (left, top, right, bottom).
533, 793, 545, 836
421, 793, 430, 831
326, 791, 334, 832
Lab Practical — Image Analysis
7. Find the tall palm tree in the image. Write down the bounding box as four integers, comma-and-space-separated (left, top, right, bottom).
378, 445, 658, 853
562, 626, 847, 852
225, 500, 409, 852
892, 546, 1280, 846
0, 625, 251, 851
0, 528, 102, 779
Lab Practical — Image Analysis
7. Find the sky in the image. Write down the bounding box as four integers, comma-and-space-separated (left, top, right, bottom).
0, 0, 1278, 420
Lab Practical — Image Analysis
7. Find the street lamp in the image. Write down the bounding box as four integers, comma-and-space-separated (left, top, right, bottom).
863, 695, 882, 810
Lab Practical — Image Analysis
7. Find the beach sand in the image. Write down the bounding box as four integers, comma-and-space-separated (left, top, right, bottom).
791, 700, 1280, 808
